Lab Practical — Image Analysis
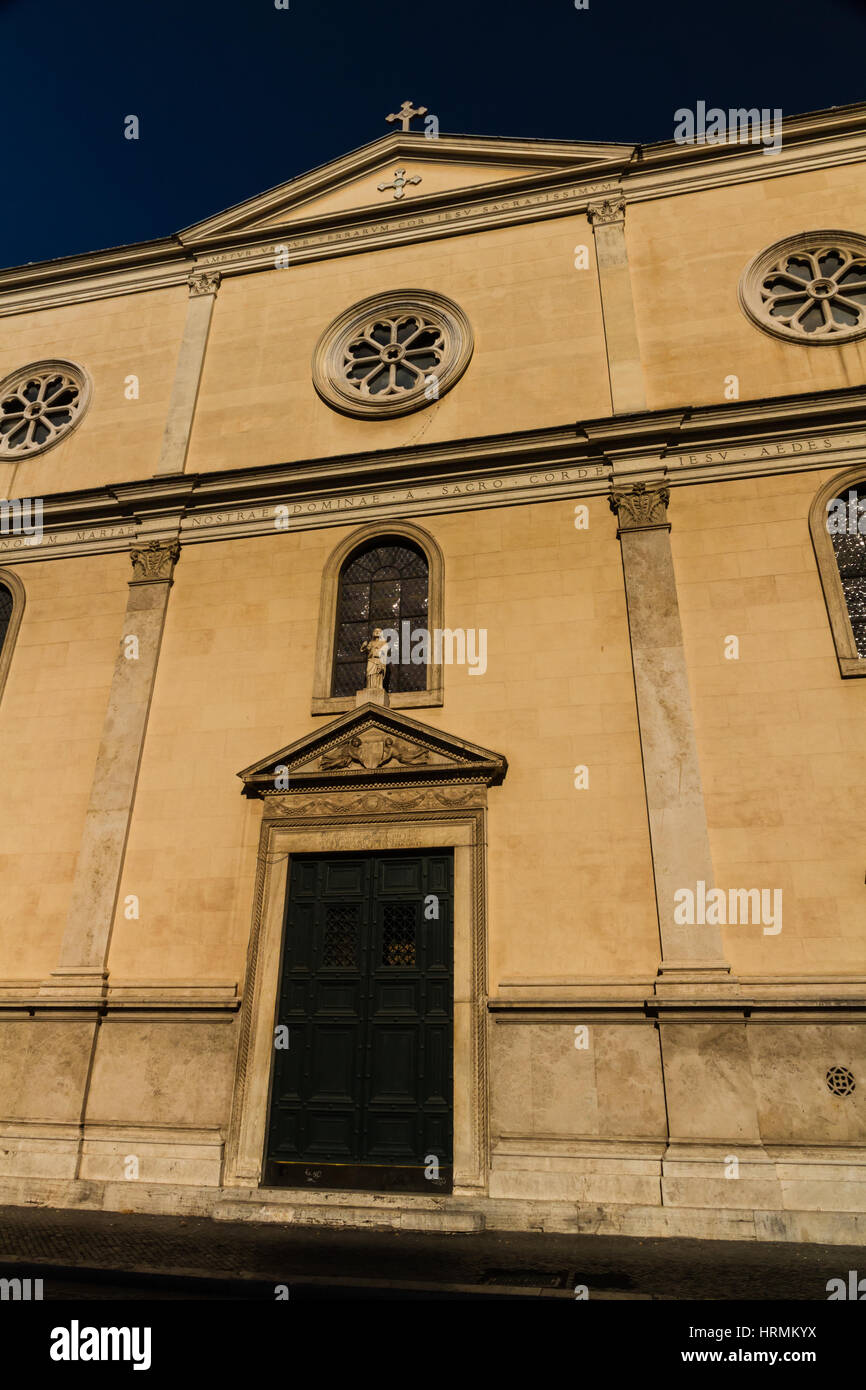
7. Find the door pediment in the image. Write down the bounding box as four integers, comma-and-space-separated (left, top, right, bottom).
238, 701, 506, 797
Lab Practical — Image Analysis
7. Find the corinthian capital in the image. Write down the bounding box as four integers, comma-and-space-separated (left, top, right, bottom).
129, 539, 181, 584
586, 196, 626, 226
609, 481, 670, 533
188, 270, 221, 298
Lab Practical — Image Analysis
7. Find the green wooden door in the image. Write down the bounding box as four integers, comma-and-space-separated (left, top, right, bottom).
264, 849, 453, 1192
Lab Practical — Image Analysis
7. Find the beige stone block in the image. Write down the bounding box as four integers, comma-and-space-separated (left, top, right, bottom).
490, 1020, 666, 1142
661, 1024, 762, 1142
0, 1130, 80, 1180
85, 1021, 237, 1129
78, 1130, 223, 1187
749, 1025, 866, 1143
661, 1173, 783, 1210
0, 1020, 95, 1123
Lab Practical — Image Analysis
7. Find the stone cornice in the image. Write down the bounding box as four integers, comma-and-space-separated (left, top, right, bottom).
0, 169, 626, 318
633, 99, 866, 170
625, 129, 866, 207
0, 241, 189, 319
0, 385, 863, 564
0, 979, 239, 1015
1, 104, 863, 319
492, 973, 866, 1016
625, 101, 866, 205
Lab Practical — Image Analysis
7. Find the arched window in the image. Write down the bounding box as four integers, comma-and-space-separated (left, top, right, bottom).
0, 569, 25, 703
829, 485, 866, 657
333, 538, 429, 696
312, 522, 444, 715
0, 586, 12, 651
809, 469, 866, 676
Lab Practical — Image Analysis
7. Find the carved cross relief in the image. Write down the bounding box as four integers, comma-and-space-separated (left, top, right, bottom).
377, 168, 423, 201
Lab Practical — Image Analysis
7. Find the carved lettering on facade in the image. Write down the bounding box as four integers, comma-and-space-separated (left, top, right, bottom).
195, 183, 619, 270
671, 435, 846, 468
2, 435, 860, 561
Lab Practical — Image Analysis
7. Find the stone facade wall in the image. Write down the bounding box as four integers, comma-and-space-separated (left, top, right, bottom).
0, 117, 864, 1239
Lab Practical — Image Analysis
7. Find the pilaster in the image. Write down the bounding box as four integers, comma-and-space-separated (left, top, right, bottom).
39, 540, 181, 1002
609, 479, 730, 987
587, 197, 646, 414
154, 270, 220, 475
609, 479, 773, 1180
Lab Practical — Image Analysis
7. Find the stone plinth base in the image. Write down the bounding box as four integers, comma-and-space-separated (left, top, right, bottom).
0, 1170, 865, 1246
355, 688, 389, 707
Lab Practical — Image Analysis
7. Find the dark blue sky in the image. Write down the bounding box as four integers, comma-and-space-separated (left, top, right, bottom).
2, 0, 865, 269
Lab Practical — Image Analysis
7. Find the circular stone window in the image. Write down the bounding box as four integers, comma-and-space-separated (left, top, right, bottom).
312, 290, 474, 418
739, 232, 866, 344
0, 360, 90, 458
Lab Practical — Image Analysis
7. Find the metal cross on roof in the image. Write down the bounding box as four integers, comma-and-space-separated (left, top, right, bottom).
386, 100, 428, 133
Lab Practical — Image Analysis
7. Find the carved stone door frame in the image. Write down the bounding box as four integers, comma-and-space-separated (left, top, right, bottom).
224, 798, 490, 1194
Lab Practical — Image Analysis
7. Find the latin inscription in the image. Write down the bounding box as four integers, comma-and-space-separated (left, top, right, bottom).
0, 434, 861, 559
198, 183, 619, 269
672, 436, 855, 468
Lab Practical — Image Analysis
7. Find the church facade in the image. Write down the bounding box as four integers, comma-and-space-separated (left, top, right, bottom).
0, 102, 865, 1241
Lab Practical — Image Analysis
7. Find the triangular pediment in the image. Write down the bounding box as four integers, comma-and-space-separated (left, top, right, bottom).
180, 132, 630, 245
238, 702, 507, 797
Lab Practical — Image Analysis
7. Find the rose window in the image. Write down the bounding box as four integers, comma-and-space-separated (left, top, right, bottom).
740, 233, 866, 344
344, 315, 445, 399
0, 362, 89, 458
313, 290, 474, 418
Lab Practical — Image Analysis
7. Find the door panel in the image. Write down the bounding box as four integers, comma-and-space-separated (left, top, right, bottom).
265, 849, 453, 1192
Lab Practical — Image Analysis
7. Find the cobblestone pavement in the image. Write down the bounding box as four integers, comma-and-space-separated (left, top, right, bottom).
0, 1204, 859, 1299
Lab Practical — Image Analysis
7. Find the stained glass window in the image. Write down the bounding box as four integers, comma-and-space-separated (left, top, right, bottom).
830, 486, 866, 656
0, 586, 12, 655
332, 539, 429, 696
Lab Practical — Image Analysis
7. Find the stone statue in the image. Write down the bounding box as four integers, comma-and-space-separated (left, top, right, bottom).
320, 735, 363, 771
360, 627, 389, 692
